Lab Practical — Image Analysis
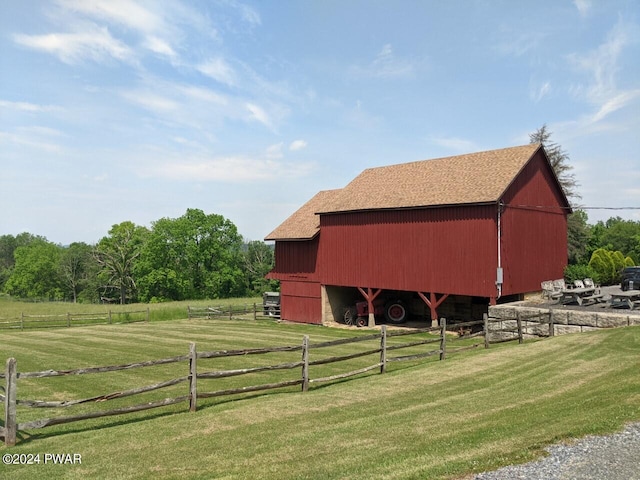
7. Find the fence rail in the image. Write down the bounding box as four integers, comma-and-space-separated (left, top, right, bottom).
187, 303, 279, 321
1, 312, 558, 446
0, 309, 150, 330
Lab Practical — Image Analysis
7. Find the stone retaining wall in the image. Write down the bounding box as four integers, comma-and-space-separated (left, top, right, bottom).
487, 304, 640, 341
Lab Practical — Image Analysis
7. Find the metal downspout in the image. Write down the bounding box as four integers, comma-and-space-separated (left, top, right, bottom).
496, 201, 504, 300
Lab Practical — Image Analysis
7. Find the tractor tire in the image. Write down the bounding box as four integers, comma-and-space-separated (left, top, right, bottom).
356, 317, 367, 327
343, 307, 357, 326
384, 301, 407, 324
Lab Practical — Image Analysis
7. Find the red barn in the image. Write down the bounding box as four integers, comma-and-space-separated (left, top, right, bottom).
266, 144, 571, 326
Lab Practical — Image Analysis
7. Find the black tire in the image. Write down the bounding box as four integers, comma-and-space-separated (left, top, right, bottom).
356, 317, 367, 327
384, 301, 407, 324
267, 306, 277, 317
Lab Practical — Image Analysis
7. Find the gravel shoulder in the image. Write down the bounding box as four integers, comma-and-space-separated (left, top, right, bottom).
474, 422, 640, 480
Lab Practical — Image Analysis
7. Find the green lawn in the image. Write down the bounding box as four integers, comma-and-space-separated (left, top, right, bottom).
1, 317, 639, 480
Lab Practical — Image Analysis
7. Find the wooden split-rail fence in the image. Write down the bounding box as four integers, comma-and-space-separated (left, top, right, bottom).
0, 308, 150, 330
1, 313, 558, 446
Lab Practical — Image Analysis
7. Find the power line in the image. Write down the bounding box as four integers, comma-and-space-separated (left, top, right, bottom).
505, 204, 640, 211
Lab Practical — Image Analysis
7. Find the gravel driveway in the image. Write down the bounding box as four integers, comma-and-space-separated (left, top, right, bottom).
474, 422, 640, 480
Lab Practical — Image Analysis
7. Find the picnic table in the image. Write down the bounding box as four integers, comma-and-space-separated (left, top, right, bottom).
559, 287, 603, 306
609, 290, 640, 310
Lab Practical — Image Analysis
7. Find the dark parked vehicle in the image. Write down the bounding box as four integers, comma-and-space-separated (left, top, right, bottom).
621, 267, 640, 291
262, 292, 281, 317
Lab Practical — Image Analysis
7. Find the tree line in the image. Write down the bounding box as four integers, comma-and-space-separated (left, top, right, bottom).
0, 209, 278, 304
566, 213, 639, 285
530, 125, 638, 285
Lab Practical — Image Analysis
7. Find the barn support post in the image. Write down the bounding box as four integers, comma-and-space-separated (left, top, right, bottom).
188, 343, 197, 413
418, 292, 449, 327
357, 287, 382, 328
4, 358, 17, 446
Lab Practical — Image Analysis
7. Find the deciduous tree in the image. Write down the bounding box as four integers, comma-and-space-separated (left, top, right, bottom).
5, 239, 63, 299
95, 222, 148, 304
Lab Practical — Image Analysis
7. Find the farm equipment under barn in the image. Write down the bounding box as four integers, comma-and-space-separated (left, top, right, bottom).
343, 298, 407, 327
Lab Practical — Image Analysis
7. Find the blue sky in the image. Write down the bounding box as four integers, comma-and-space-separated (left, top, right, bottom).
1, 0, 639, 245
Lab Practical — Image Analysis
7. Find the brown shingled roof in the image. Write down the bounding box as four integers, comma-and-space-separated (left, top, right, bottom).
318, 144, 542, 214
265, 144, 548, 241
265, 189, 342, 241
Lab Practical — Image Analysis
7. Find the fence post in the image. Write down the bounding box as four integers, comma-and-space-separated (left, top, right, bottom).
108, 310, 112, 324
440, 318, 447, 361
483, 313, 490, 348
229, 305, 232, 321
516, 311, 523, 344
4, 358, 17, 446
253, 303, 257, 320
21, 312, 24, 330
548, 309, 554, 337
67, 312, 71, 327
187, 306, 191, 320
189, 343, 197, 412
301, 335, 309, 392
146, 307, 150, 323
380, 325, 387, 374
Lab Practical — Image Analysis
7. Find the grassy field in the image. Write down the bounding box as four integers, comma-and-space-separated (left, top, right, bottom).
0, 317, 639, 480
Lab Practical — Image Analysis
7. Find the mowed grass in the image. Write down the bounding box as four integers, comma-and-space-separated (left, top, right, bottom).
0, 318, 639, 480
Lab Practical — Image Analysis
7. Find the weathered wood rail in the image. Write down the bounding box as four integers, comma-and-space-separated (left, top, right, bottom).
0, 308, 150, 330
1, 314, 555, 446
187, 303, 280, 320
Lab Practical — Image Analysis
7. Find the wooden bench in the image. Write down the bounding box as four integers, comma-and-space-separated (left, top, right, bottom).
579, 293, 604, 305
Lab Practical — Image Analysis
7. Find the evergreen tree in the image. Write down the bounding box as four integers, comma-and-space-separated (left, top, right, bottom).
530, 124, 580, 204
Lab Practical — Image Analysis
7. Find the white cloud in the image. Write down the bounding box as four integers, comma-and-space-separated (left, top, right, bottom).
120, 90, 179, 113
13, 27, 134, 65
494, 31, 547, 57
238, 3, 261, 26
350, 44, 416, 79
590, 90, 640, 123
0, 131, 63, 153
0, 100, 61, 113
197, 57, 237, 87
530, 81, 551, 102
143, 36, 177, 59
567, 18, 640, 124
245, 103, 273, 130
289, 140, 307, 151
573, 0, 592, 17
429, 135, 479, 153
266, 143, 284, 159
150, 156, 313, 183
55, 0, 165, 34
178, 85, 228, 105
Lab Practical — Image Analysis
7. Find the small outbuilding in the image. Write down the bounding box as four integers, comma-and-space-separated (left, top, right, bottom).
266, 144, 571, 326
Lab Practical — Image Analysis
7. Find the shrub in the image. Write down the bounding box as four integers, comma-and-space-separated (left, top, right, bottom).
564, 264, 598, 285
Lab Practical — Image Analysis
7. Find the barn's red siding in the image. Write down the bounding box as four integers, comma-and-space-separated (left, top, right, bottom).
500, 151, 568, 294
269, 237, 319, 280
280, 280, 321, 324
317, 205, 498, 297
